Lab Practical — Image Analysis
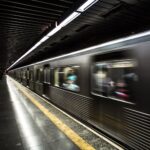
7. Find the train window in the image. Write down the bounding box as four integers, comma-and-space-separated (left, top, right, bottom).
27, 69, 30, 80
54, 66, 80, 92
92, 59, 138, 102
36, 69, 39, 81
23, 71, 26, 79
36, 68, 43, 82
21, 71, 23, 79
39, 68, 43, 82
29, 70, 34, 81
44, 66, 50, 83
54, 68, 60, 87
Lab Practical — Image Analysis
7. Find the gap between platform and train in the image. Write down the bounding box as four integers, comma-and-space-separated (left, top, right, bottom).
8, 76, 124, 150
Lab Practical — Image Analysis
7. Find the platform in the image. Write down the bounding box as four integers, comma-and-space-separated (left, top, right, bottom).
0, 76, 124, 150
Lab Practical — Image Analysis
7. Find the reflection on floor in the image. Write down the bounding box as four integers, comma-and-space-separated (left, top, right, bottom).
0, 76, 123, 150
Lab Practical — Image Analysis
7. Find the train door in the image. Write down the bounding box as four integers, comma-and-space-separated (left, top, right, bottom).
29, 69, 34, 90
43, 65, 50, 98
26, 68, 30, 87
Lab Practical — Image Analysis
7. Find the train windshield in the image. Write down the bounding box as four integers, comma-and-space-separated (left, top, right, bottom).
92, 59, 138, 102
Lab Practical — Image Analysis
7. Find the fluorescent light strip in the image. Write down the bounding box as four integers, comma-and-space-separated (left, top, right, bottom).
6, 0, 98, 70
77, 0, 99, 12
59, 12, 80, 27
47, 25, 62, 37
40, 36, 49, 43
10, 30, 150, 71
47, 12, 80, 37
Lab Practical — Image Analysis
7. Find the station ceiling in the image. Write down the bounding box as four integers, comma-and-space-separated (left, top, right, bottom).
1, 0, 150, 71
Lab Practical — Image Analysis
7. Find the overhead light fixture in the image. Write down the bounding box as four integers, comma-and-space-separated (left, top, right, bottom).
47, 25, 62, 37
31, 42, 41, 49
59, 12, 80, 27
7, 0, 98, 70
47, 12, 80, 37
77, 0, 98, 12
40, 36, 49, 43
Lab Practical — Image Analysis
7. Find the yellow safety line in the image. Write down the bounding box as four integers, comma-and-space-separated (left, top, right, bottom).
9, 77, 95, 150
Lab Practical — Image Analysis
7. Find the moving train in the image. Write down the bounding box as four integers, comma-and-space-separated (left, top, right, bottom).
8, 31, 150, 150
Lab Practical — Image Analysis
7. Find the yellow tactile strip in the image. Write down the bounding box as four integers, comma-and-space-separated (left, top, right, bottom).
9, 77, 95, 150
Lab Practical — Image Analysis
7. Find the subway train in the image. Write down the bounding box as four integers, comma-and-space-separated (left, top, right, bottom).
8, 31, 150, 150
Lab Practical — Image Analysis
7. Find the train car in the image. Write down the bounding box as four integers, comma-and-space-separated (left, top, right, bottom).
9, 31, 150, 150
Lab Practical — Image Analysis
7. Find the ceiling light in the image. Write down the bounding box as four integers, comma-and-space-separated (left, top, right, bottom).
7, 0, 98, 70
47, 25, 62, 37
59, 12, 80, 27
77, 0, 98, 12
40, 36, 49, 43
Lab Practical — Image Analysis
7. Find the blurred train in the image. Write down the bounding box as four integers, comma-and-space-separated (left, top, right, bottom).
8, 31, 150, 150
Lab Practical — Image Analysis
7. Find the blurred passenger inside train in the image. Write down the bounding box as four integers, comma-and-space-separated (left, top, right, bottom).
93, 64, 114, 96
92, 60, 138, 101
66, 69, 76, 78
114, 79, 129, 100
63, 68, 80, 92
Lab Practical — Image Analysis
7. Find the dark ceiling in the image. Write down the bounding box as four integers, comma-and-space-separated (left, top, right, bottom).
1, 0, 150, 71
0, 0, 85, 71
